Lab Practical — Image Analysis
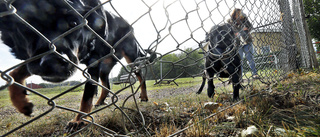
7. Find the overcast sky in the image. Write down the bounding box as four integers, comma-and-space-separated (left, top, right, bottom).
0, 0, 281, 86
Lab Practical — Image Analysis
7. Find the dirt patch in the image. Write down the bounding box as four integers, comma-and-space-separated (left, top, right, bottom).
104, 72, 320, 136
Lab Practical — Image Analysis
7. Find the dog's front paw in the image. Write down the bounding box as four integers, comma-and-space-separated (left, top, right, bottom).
13, 100, 33, 116
94, 101, 108, 108
65, 120, 88, 133
9, 87, 34, 116
207, 89, 215, 98
207, 88, 215, 98
232, 97, 240, 102
140, 96, 148, 102
140, 98, 148, 102
20, 102, 34, 116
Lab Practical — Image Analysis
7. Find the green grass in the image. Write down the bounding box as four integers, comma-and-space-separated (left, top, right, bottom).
0, 70, 319, 136
0, 74, 262, 136
0, 77, 205, 136
110, 76, 203, 91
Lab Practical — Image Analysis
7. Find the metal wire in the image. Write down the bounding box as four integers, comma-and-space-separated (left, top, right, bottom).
0, 0, 316, 136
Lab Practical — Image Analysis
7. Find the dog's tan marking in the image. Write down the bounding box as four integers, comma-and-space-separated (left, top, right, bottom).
73, 97, 93, 122
102, 57, 113, 64
136, 74, 148, 101
121, 50, 132, 64
95, 79, 109, 106
8, 65, 33, 116
122, 50, 148, 101
67, 97, 93, 131
95, 57, 113, 106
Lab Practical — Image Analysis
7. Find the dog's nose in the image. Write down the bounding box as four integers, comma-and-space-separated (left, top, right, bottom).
40, 54, 73, 73
41, 54, 66, 65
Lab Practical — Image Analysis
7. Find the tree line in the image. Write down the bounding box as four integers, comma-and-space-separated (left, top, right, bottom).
38, 81, 82, 88
116, 48, 205, 81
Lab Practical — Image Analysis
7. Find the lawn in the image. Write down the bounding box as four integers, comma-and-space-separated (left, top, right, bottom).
0, 70, 319, 136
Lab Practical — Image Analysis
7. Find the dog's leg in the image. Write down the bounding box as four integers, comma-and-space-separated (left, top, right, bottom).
197, 71, 206, 94
67, 67, 99, 131
206, 68, 215, 98
228, 65, 241, 100
8, 65, 33, 116
95, 71, 110, 106
231, 75, 241, 100
122, 50, 148, 101
135, 71, 148, 101
95, 58, 116, 107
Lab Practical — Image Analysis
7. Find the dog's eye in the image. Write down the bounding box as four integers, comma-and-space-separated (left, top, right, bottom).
69, 21, 78, 27
217, 34, 225, 42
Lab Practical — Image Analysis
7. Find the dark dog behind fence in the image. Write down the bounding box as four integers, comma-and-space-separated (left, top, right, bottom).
197, 23, 242, 100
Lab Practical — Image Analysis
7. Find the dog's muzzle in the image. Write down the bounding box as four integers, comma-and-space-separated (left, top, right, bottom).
203, 41, 237, 60
27, 53, 77, 82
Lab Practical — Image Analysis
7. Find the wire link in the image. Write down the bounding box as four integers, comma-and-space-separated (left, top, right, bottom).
0, 0, 315, 136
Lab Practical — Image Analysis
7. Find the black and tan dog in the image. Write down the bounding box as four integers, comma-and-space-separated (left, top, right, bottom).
0, 0, 154, 130
197, 23, 241, 100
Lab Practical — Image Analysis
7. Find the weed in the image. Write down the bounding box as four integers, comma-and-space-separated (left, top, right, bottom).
1, 72, 319, 136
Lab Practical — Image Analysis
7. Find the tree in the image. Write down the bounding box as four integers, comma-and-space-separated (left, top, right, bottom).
117, 48, 205, 80
149, 48, 204, 79
304, 0, 320, 41
180, 48, 205, 77
157, 53, 181, 79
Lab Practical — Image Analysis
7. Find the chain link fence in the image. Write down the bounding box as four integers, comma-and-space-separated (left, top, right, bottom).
0, 0, 317, 136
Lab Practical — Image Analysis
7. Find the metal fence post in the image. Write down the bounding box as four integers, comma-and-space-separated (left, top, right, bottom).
297, 0, 319, 68
279, 0, 298, 72
292, 0, 310, 68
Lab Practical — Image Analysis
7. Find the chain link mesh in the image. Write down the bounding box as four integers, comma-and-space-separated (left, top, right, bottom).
0, 0, 317, 136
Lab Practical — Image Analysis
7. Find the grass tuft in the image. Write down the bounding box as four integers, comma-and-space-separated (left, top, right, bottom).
0, 71, 319, 136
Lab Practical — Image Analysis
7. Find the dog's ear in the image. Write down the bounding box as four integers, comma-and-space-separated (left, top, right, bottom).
81, 0, 106, 22
81, 1, 107, 37
81, 0, 101, 8
205, 32, 210, 42
218, 30, 228, 41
